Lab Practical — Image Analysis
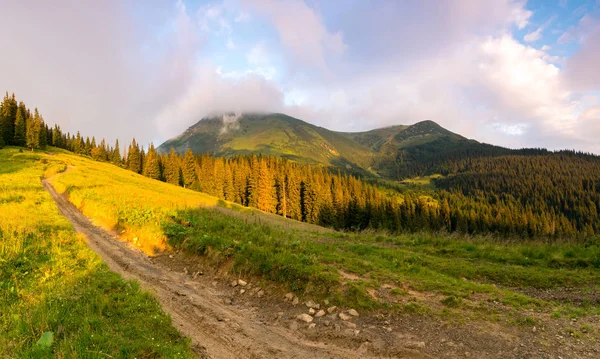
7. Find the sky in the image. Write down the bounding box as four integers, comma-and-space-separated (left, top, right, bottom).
1, 0, 599, 153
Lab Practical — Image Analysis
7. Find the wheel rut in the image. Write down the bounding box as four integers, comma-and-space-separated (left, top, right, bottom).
42, 179, 428, 359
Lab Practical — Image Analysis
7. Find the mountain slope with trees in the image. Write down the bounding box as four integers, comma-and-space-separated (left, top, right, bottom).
3, 93, 600, 239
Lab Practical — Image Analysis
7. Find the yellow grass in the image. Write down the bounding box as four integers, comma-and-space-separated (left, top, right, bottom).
47, 149, 240, 254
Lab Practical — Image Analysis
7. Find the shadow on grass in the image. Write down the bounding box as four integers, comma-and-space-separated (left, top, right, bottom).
0, 227, 192, 358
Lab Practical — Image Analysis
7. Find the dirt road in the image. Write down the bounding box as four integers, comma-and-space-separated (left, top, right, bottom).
42, 179, 432, 359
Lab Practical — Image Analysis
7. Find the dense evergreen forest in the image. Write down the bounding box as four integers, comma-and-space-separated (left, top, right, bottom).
1, 92, 599, 239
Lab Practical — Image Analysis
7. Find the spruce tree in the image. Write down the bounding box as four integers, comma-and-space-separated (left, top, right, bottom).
165, 149, 182, 186
13, 107, 26, 146
182, 148, 197, 188
0, 92, 18, 145
25, 115, 40, 150
112, 139, 122, 165
143, 143, 161, 180
256, 159, 275, 213
127, 139, 142, 174
38, 116, 47, 149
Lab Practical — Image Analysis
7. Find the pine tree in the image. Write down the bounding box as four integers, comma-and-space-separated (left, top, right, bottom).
38, 116, 47, 149
13, 106, 26, 146
127, 139, 142, 174
256, 159, 275, 213
25, 115, 41, 150
182, 148, 197, 188
112, 139, 122, 165
143, 143, 161, 180
0, 92, 18, 145
164, 149, 182, 186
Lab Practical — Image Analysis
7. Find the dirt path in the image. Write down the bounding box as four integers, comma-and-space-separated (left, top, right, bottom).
42, 179, 432, 359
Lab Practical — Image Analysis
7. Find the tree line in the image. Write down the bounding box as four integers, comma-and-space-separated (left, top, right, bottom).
2, 91, 600, 239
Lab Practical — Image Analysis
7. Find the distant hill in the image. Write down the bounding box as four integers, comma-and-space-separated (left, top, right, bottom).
158, 113, 505, 179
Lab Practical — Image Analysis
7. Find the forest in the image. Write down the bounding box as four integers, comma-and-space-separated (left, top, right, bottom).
2, 92, 599, 239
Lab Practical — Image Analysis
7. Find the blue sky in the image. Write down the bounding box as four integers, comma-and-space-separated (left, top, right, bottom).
1, 0, 600, 152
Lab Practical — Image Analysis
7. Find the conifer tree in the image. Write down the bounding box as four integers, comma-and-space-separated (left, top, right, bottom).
143, 143, 161, 180
256, 159, 275, 213
13, 106, 26, 146
164, 149, 182, 186
127, 139, 142, 174
182, 148, 197, 188
25, 115, 40, 150
38, 116, 48, 149
112, 139, 122, 165
0, 92, 18, 145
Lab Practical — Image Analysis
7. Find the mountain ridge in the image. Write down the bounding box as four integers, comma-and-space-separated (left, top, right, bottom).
157, 113, 486, 179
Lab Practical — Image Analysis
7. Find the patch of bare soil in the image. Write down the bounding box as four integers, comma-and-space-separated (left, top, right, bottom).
43, 179, 600, 359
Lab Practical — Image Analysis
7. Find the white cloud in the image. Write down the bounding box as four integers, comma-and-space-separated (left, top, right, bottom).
524, 27, 543, 42
242, 0, 346, 72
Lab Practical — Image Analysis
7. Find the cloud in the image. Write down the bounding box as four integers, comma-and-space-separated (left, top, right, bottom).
241, 0, 346, 72
563, 16, 600, 91
524, 27, 543, 42
0, 0, 200, 145
154, 64, 285, 139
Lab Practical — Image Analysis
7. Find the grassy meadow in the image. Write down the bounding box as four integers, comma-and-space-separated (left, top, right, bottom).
39, 147, 600, 330
0, 147, 193, 358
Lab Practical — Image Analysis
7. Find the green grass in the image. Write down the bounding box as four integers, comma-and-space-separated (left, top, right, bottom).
0, 147, 193, 358
34, 146, 600, 328
162, 208, 600, 318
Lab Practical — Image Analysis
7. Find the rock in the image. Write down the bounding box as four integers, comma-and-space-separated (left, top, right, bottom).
334, 324, 341, 331
212, 281, 217, 287
257, 290, 265, 298
284, 292, 294, 301
354, 330, 360, 336
297, 314, 313, 323
224, 298, 232, 305
315, 310, 326, 318
308, 323, 316, 329
240, 289, 246, 294
405, 341, 426, 350
532, 326, 537, 333
231, 280, 238, 287
324, 299, 330, 305
343, 321, 357, 329
169, 255, 174, 259
238, 279, 247, 286
309, 308, 316, 315
292, 296, 299, 306
339, 312, 353, 321
305, 300, 317, 308
348, 309, 359, 317
327, 306, 337, 314
183, 267, 188, 274
323, 320, 331, 327
386, 327, 393, 332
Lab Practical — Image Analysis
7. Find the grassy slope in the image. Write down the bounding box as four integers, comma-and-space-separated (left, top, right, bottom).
44, 149, 600, 333
158, 114, 375, 170
0, 147, 193, 358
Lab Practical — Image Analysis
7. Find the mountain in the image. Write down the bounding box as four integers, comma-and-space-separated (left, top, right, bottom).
157, 113, 374, 172
157, 113, 496, 179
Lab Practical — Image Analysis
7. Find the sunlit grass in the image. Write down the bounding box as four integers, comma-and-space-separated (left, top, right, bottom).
0, 147, 193, 358
44, 147, 600, 324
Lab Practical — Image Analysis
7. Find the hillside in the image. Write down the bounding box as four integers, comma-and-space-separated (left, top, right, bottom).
157, 113, 493, 178
4, 146, 599, 358
157, 113, 374, 172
